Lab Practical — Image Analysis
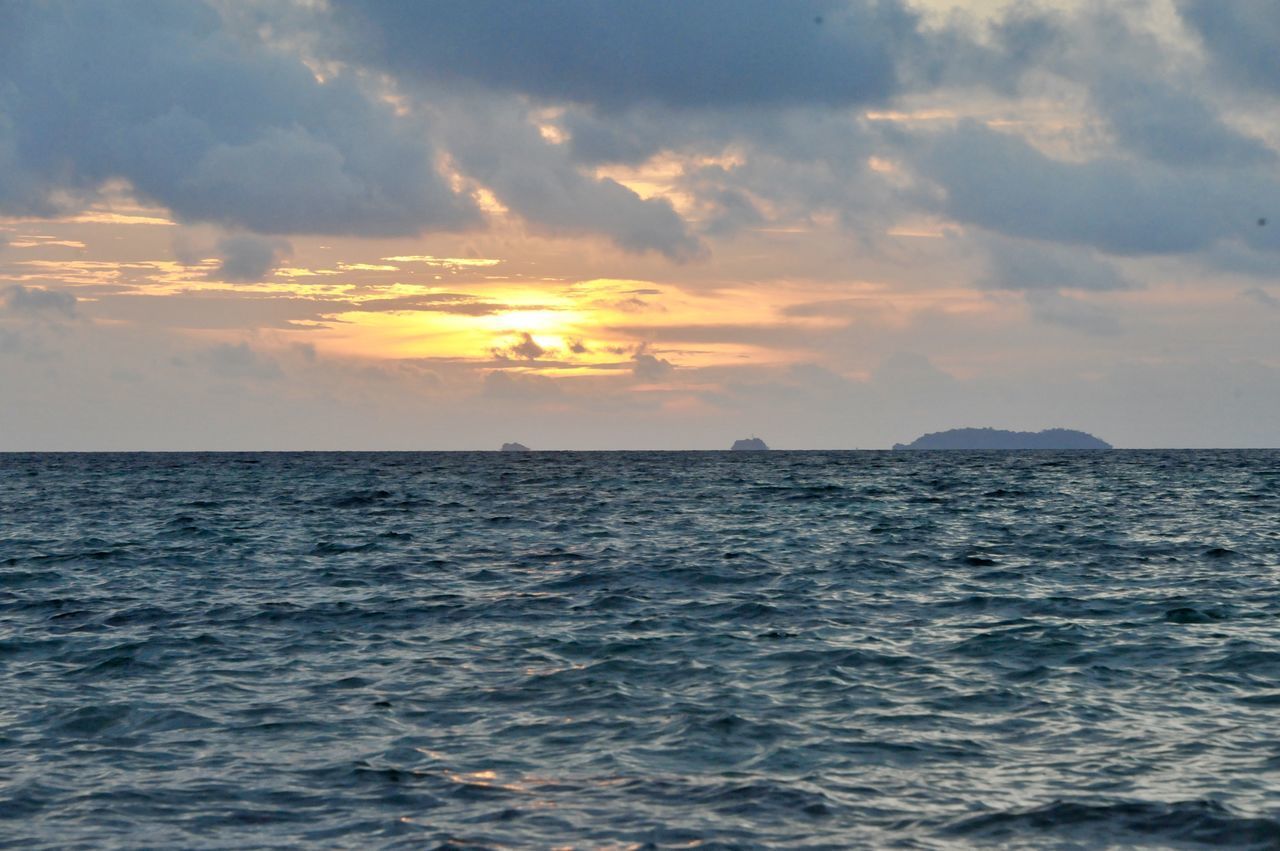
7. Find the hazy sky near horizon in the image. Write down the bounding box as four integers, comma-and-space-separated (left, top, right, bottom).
1, 0, 1278, 449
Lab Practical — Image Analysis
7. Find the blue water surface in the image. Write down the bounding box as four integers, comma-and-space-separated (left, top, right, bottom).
2, 450, 1279, 849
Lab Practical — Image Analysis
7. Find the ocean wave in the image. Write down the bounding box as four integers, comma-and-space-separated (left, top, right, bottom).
947, 798, 1280, 848
3, 450, 1279, 848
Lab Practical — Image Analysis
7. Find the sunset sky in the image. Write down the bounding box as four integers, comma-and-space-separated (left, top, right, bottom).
1, 0, 1278, 449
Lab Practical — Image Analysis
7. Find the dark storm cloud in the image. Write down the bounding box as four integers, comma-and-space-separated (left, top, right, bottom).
2, 285, 77, 318
328, 0, 917, 111
0, 0, 478, 235
211, 235, 291, 283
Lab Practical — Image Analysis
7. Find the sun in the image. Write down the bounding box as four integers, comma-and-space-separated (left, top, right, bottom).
480, 309, 572, 334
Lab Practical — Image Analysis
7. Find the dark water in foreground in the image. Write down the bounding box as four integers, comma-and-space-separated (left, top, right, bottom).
3, 451, 1280, 849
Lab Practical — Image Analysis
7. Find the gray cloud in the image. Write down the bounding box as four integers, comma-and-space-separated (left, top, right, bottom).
633, 351, 675, 381
211, 235, 291, 283
2, 285, 77, 318
329, 0, 917, 111
872, 351, 953, 389
489, 333, 556, 362
1178, 1, 1280, 95
561, 102, 883, 232
510, 333, 546, 360
1092, 77, 1274, 169
700, 188, 767, 238
1024, 291, 1121, 336
203, 342, 282, 380
612, 322, 830, 349
483, 369, 562, 400
980, 236, 1133, 292
972, 6, 1275, 169
917, 122, 1278, 256
1242, 287, 1280, 311
0, 0, 478, 235
1199, 241, 1280, 279
442, 99, 703, 260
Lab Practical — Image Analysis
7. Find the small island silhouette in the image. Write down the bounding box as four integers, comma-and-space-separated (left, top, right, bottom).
731, 437, 769, 451
893, 427, 1111, 450
500, 442, 531, 452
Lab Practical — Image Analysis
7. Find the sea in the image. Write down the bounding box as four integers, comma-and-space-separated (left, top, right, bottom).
2, 450, 1279, 849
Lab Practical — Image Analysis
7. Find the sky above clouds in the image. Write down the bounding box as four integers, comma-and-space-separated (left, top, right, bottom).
1, 0, 1277, 449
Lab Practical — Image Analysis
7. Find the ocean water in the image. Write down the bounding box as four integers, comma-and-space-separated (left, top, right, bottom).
2, 450, 1280, 849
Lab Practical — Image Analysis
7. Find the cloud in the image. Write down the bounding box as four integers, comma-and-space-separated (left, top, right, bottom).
916, 122, 1279, 256
441, 98, 703, 260
1198, 238, 1280, 278
611, 322, 828, 349
328, 0, 918, 110
86, 293, 338, 330
0, 0, 478, 235
1242, 287, 1280, 310
352, 294, 516, 317
211, 234, 291, 282
1024, 291, 1121, 336
1091, 77, 1274, 168
81, 289, 537, 330
700, 188, 766, 237
632, 351, 674, 381
1178, 1, 1280, 95
969, 6, 1275, 169
203, 342, 282, 380
510, 333, 547, 360
980, 236, 1133, 292
976, 238, 1128, 334
872, 351, 953, 389
489, 332, 554, 362
2, 284, 77, 318
483, 369, 561, 400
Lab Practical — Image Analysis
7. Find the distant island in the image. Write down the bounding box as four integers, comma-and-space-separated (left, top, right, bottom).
731, 437, 769, 451
893, 428, 1111, 450
500, 442, 531, 452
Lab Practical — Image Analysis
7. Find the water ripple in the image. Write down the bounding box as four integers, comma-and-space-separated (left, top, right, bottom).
1, 449, 1278, 848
